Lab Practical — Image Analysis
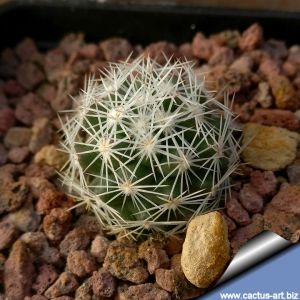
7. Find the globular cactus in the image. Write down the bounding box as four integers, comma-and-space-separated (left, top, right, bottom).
59, 56, 240, 237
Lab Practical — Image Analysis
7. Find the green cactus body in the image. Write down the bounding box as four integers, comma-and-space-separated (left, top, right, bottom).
59, 56, 240, 237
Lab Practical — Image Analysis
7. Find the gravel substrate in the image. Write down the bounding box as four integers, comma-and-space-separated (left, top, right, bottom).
0, 23, 300, 299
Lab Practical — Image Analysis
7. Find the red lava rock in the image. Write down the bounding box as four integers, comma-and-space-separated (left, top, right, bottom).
99, 37, 132, 62
144, 41, 177, 64
78, 43, 100, 59
169, 254, 204, 299
258, 57, 280, 79
2, 79, 25, 97
59, 227, 90, 257
37, 83, 57, 103
155, 269, 176, 293
21, 232, 61, 265
226, 194, 251, 225
211, 30, 240, 48
239, 23, 263, 51
4, 240, 35, 300
0, 144, 7, 165
222, 213, 237, 234
90, 235, 110, 263
74, 215, 103, 238
15, 38, 38, 62
33, 264, 58, 294
178, 43, 194, 60
8, 198, 41, 232
0, 107, 15, 135
0, 164, 23, 186
0, 220, 20, 250
208, 46, 234, 66
25, 163, 56, 179
59, 33, 84, 56
192, 32, 214, 60
36, 189, 73, 215
92, 268, 117, 298
238, 183, 264, 213
15, 93, 54, 125
250, 108, 299, 131
230, 55, 253, 74
250, 170, 277, 196
103, 240, 149, 284
164, 235, 184, 256
282, 60, 297, 77
75, 278, 92, 300
4, 127, 32, 148
119, 283, 171, 300
0, 181, 29, 215
231, 214, 264, 253
270, 184, 300, 214
286, 159, 300, 185
8, 146, 30, 163
26, 177, 55, 198
138, 242, 170, 274
16, 62, 45, 90
29, 117, 53, 153
219, 68, 251, 95
44, 272, 78, 299
67, 250, 97, 277
43, 208, 72, 242
264, 184, 300, 240
262, 39, 288, 60
45, 49, 66, 82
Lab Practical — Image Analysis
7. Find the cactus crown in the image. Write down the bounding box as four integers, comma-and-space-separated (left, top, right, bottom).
59, 56, 240, 237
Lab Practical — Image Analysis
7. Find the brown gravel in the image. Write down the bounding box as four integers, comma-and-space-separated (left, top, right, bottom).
0, 23, 300, 300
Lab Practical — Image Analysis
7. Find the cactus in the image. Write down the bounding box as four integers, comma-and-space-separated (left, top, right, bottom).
59, 56, 240, 237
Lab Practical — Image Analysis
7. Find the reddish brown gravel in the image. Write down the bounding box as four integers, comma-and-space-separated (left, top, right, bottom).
0, 23, 300, 299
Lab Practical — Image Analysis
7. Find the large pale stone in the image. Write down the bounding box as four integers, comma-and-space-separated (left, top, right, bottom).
242, 123, 300, 171
181, 212, 230, 288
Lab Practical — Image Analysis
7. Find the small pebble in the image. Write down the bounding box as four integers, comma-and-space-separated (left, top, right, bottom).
67, 250, 97, 277
239, 23, 263, 51
90, 235, 110, 263
32, 264, 58, 294
4, 240, 35, 300
8, 146, 30, 163
99, 37, 132, 62
181, 212, 230, 288
44, 272, 78, 299
103, 240, 149, 284
59, 227, 90, 257
238, 183, 264, 213
4, 127, 32, 148
226, 195, 251, 225
91, 268, 117, 298
43, 208, 72, 242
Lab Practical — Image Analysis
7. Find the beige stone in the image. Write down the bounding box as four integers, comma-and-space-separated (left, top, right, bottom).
181, 211, 230, 288
34, 145, 67, 170
242, 123, 300, 171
